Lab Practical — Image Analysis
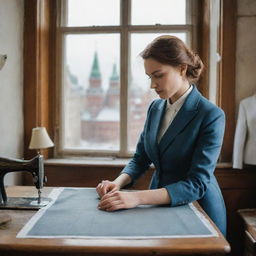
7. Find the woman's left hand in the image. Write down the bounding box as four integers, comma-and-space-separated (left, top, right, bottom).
98, 191, 140, 211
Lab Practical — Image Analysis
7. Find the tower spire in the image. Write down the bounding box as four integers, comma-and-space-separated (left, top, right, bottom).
110, 63, 119, 81
90, 51, 101, 79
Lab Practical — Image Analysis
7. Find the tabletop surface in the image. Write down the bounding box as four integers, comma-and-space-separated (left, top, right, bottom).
0, 186, 231, 256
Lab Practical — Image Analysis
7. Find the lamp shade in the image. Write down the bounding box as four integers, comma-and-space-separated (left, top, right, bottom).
29, 127, 54, 150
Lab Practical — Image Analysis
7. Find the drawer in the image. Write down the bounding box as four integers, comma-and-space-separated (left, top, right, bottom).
244, 230, 256, 256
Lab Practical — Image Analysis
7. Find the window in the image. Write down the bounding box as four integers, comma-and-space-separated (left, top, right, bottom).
57, 0, 196, 157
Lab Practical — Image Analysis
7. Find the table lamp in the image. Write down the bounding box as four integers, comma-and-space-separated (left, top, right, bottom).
28, 127, 54, 206
29, 127, 54, 154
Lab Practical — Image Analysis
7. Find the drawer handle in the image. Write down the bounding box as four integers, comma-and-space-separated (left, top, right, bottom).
245, 230, 256, 244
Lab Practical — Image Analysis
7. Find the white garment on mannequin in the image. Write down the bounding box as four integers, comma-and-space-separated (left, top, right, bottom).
233, 94, 256, 169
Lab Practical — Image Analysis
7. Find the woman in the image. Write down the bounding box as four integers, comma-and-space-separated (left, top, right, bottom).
96, 35, 227, 236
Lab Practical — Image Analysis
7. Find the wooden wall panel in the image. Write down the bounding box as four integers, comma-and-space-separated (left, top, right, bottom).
23, 1, 38, 159
23, 164, 154, 189
218, 0, 237, 162
23, 0, 56, 160
197, 0, 210, 98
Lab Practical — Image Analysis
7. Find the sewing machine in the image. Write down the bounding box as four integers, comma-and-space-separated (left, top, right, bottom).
0, 155, 51, 209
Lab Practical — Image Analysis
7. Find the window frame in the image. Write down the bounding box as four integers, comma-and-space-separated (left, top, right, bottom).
55, 0, 197, 158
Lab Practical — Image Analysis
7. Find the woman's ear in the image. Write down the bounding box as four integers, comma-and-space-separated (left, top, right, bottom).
180, 64, 187, 78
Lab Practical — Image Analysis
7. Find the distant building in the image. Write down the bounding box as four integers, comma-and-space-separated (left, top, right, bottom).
64, 65, 83, 147
66, 51, 153, 150
81, 52, 120, 145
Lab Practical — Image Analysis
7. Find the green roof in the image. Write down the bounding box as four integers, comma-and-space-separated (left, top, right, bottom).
90, 52, 101, 79
110, 63, 119, 81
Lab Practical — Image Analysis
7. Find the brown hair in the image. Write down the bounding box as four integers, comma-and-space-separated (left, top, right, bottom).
140, 35, 204, 83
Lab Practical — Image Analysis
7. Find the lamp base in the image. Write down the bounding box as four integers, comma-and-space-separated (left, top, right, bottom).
0, 197, 51, 209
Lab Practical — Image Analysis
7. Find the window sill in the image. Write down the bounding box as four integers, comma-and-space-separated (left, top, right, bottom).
45, 157, 232, 169
44, 157, 131, 167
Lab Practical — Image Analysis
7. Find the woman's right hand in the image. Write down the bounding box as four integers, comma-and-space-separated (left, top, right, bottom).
96, 180, 120, 198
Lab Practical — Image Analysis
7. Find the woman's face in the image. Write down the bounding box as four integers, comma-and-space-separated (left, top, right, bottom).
144, 58, 188, 102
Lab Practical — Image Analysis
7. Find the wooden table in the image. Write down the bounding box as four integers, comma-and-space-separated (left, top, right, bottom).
0, 186, 231, 256
238, 209, 256, 256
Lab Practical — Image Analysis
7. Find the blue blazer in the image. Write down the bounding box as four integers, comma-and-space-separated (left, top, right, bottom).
121, 85, 227, 235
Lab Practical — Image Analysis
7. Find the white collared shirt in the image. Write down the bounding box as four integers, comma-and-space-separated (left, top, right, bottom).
157, 85, 193, 143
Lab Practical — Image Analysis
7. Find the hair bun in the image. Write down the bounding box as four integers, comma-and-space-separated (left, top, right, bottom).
186, 52, 204, 82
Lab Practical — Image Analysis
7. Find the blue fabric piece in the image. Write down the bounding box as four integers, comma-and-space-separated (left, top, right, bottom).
121, 85, 227, 236
27, 188, 214, 237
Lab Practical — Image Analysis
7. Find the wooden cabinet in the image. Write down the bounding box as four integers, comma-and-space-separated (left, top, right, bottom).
238, 209, 256, 256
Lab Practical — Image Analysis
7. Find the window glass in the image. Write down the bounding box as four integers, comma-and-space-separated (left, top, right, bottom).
59, 0, 192, 156
128, 33, 187, 151
63, 34, 120, 151
131, 0, 187, 25
65, 0, 120, 26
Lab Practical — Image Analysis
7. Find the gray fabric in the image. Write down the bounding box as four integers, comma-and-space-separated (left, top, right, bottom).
27, 188, 213, 237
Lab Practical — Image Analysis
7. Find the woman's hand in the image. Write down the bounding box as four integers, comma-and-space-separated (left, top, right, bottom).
98, 191, 140, 211
96, 180, 120, 198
